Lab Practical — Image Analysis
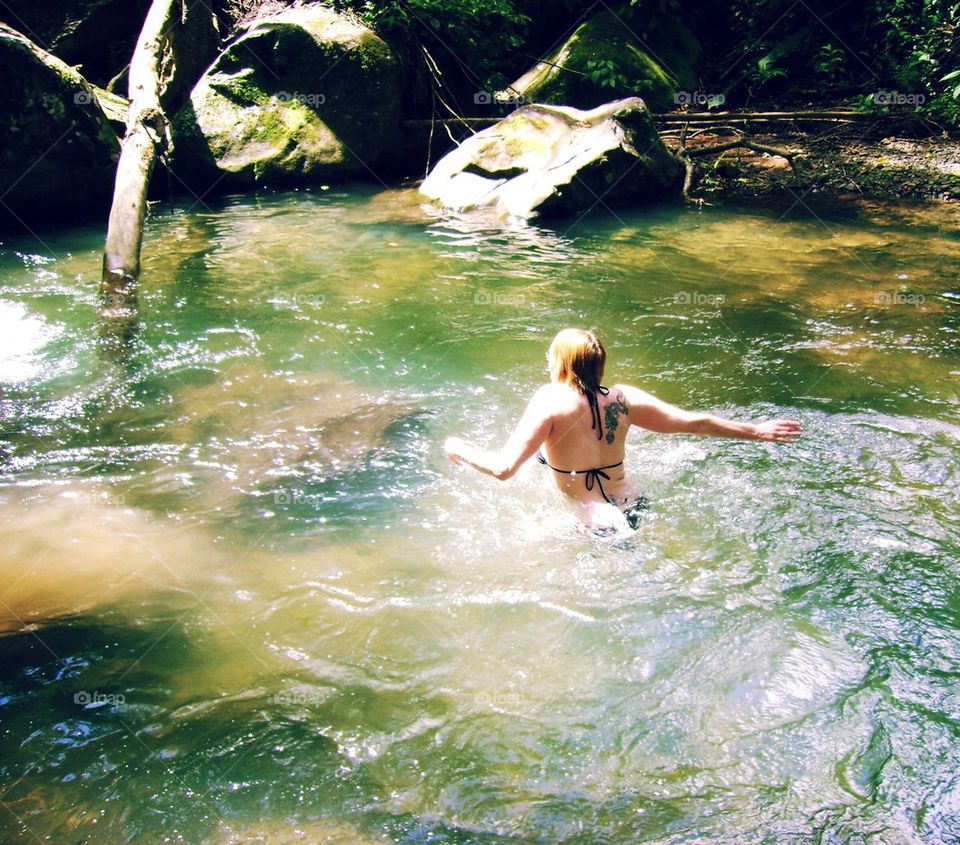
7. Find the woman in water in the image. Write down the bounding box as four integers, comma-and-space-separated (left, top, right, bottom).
444, 328, 804, 533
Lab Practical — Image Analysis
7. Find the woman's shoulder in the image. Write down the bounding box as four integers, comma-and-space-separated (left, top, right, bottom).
534, 382, 567, 401
609, 382, 650, 400
534, 382, 581, 410
607, 383, 633, 399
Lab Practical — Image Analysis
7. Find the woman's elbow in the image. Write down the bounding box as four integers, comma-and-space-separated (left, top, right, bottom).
492, 456, 518, 481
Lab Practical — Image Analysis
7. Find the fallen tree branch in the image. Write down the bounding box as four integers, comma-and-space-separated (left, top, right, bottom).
688, 139, 801, 177
100, 0, 178, 313
653, 110, 895, 122
673, 129, 803, 200
659, 125, 745, 139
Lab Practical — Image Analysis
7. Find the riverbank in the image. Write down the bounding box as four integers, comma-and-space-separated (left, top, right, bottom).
673, 128, 960, 204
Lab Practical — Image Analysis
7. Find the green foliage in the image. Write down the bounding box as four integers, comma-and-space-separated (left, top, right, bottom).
757, 57, 787, 78
712, 0, 960, 125
216, 0, 248, 26
231, 0, 960, 126
943, 69, 960, 99
584, 58, 629, 90
333, 0, 531, 84
873, 0, 960, 125
745, 51, 788, 100
814, 43, 846, 79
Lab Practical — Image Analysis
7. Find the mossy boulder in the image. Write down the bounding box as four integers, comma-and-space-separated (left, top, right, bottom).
0, 23, 119, 224
420, 98, 683, 219
172, 5, 402, 188
505, 6, 700, 112
0, 0, 145, 87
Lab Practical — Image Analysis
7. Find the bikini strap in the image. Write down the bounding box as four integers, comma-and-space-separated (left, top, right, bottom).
586, 385, 609, 441
537, 451, 624, 506
582, 464, 618, 505
538, 385, 619, 504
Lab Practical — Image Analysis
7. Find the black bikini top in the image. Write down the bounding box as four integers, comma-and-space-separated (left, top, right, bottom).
585, 385, 609, 441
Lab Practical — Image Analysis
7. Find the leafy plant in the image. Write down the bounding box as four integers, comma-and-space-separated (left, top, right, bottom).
333, 0, 531, 78
756, 57, 788, 80
585, 58, 629, 89
712, 0, 960, 126
943, 69, 960, 99
745, 54, 787, 100
814, 43, 846, 79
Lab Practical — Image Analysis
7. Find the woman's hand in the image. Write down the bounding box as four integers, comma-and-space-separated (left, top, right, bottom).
754, 419, 804, 443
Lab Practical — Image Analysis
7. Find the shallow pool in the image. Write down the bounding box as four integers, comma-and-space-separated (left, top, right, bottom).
1, 187, 958, 843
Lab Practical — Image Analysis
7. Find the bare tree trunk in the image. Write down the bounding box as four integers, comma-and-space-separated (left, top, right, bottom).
100, 0, 178, 312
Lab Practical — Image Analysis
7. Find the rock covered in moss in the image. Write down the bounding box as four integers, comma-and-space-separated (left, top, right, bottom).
419, 97, 683, 219
505, 5, 700, 112
172, 5, 402, 188
0, 23, 118, 223
0, 0, 145, 87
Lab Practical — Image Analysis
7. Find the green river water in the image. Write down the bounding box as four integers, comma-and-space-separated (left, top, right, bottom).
1, 186, 958, 844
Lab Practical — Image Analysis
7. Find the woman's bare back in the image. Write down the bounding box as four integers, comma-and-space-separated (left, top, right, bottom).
538, 383, 645, 523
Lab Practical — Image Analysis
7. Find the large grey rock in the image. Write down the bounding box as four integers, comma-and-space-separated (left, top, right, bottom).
172, 5, 402, 188
0, 23, 119, 223
419, 97, 683, 219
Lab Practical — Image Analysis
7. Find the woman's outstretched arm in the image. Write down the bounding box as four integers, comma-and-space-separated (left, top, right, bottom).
616, 383, 803, 443
444, 386, 554, 480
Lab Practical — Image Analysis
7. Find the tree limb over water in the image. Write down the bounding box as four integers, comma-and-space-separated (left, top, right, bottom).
100, 0, 178, 317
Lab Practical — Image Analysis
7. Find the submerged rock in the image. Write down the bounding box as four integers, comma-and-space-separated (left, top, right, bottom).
505, 5, 700, 112
419, 97, 683, 219
159, 363, 418, 513
207, 819, 391, 844
172, 5, 402, 188
0, 23, 118, 223
0, 486, 203, 631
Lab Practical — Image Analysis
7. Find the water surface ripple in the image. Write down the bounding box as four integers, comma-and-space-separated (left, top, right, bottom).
1, 189, 958, 844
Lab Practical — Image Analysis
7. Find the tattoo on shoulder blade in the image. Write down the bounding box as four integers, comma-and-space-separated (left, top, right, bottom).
604, 392, 629, 444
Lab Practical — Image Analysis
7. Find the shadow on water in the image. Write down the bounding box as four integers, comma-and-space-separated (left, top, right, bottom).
0, 612, 562, 845
0, 612, 356, 844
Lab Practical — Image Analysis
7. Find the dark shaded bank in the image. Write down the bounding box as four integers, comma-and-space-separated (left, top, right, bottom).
669, 128, 960, 205
1, 0, 958, 234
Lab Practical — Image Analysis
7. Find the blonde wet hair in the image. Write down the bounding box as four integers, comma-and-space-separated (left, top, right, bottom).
547, 328, 606, 393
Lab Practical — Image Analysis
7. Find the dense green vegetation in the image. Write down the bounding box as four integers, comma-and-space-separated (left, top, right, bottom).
5, 0, 956, 124
320, 0, 960, 125
706, 0, 960, 124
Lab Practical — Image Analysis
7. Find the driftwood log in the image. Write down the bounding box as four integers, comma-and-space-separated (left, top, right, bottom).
672, 124, 803, 200
100, 0, 177, 315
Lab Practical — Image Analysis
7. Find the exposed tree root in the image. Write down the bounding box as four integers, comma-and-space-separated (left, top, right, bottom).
672, 122, 803, 200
